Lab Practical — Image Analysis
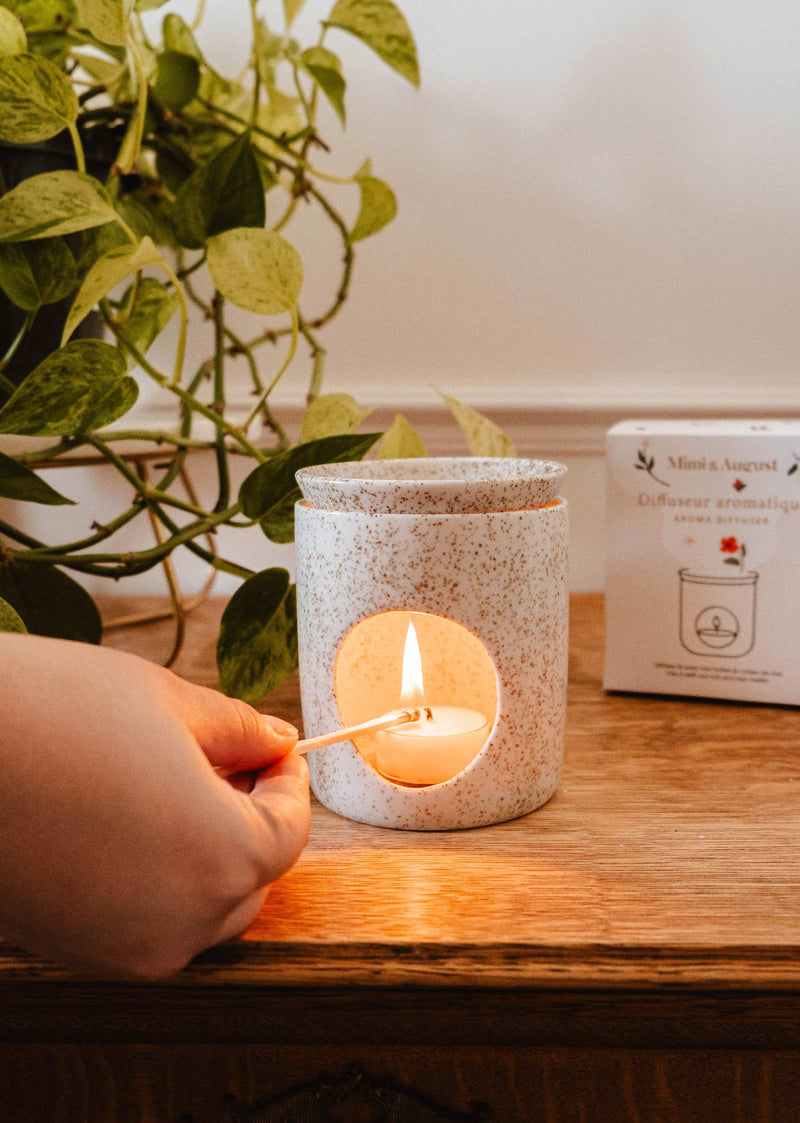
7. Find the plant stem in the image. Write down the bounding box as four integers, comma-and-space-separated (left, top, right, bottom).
271, 192, 299, 233
9, 502, 242, 576
302, 318, 326, 403
194, 98, 356, 185
121, 32, 148, 174
184, 538, 254, 579
305, 183, 353, 329
158, 255, 188, 386
176, 252, 207, 280
242, 305, 298, 432
291, 63, 311, 120
0, 518, 44, 549
95, 429, 214, 450
194, 98, 288, 150
114, 212, 138, 245
22, 503, 145, 557
116, 270, 141, 326
245, 183, 353, 346
211, 290, 231, 511
190, 0, 206, 31
248, 0, 261, 128
183, 272, 289, 449
231, 329, 289, 449
0, 311, 35, 375
67, 122, 86, 173
86, 436, 208, 517
151, 499, 254, 579
18, 432, 215, 465
104, 319, 266, 461
0, 523, 131, 575
77, 83, 106, 105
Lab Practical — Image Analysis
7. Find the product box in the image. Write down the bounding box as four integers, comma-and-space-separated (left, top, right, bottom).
605, 419, 800, 705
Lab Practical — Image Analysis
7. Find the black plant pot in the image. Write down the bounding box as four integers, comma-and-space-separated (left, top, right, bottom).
0, 132, 114, 389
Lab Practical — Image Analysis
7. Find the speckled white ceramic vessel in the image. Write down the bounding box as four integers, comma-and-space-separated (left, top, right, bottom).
295, 458, 569, 831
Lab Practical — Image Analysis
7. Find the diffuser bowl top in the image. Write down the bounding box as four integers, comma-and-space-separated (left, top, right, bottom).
296, 456, 567, 514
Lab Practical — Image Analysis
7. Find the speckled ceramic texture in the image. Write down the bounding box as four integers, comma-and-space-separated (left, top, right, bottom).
296, 456, 567, 514
294, 459, 569, 831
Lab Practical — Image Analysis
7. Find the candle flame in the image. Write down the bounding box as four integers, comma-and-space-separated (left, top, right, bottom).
400, 620, 425, 706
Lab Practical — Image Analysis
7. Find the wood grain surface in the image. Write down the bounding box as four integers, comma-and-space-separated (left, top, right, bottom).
2, 594, 799, 993
3, 595, 800, 1120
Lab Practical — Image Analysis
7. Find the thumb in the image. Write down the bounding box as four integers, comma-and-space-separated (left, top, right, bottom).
248, 752, 311, 885
172, 678, 298, 773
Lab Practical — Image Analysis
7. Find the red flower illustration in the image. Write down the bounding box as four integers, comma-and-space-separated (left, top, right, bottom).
720, 536, 738, 553
733, 478, 746, 491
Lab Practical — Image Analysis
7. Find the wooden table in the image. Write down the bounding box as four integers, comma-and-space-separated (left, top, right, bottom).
2, 594, 800, 1122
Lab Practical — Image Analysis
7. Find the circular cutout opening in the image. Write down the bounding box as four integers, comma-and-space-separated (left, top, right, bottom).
334, 610, 498, 787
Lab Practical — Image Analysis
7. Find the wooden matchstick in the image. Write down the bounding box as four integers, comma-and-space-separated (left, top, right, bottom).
293, 708, 423, 755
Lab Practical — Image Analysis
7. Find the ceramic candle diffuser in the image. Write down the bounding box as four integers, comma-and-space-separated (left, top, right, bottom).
294, 457, 569, 831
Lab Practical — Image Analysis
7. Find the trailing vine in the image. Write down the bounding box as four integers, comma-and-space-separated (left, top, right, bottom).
0, 0, 513, 697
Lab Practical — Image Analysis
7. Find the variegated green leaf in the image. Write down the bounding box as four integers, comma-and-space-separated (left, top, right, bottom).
239, 433, 381, 546
0, 52, 77, 142
10, 0, 77, 38
254, 19, 281, 85
0, 171, 116, 242
115, 276, 178, 368
325, 0, 419, 88
0, 561, 101, 643
0, 237, 76, 310
377, 412, 427, 458
258, 493, 298, 544
0, 596, 27, 634
62, 236, 160, 344
0, 449, 75, 505
207, 226, 302, 315
349, 162, 396, 242
115, 92, 145, 174
75, 0, 130, 46
174, 131, 265, 249
217, 568, 297, 702
151, 48, 199, 112
301, 45, 345, 125
301, 393, 373, 442
0, 339, 138, 436
73, 51, 132, 101
260, 85, 304, 151
283, 0, 305, 27
162, 11, 200, 58
441, 393, 517, 457
0, 8, 27, 56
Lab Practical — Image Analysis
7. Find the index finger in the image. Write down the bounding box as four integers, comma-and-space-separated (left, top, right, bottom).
169, 676, 298, 773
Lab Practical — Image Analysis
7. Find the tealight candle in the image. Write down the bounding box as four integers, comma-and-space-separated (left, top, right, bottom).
373, 620, 490, 786
374, 706, 490, 786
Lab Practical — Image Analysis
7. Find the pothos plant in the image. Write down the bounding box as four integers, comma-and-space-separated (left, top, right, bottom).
0, 0, 515, 701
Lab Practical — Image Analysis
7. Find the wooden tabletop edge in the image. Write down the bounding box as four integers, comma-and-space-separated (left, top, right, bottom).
5, 941, 800, 991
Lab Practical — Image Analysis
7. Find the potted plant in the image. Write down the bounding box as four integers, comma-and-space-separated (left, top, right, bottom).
0, 0, 513, 700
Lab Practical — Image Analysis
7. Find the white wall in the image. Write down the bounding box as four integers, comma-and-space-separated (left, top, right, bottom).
4, 0, 800, 596
138, 0, 800, 408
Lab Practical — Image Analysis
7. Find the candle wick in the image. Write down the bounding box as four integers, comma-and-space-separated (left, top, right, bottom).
424, 706, 433, 721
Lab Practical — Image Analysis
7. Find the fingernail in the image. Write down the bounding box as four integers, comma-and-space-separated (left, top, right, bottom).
263, 715, 298, 738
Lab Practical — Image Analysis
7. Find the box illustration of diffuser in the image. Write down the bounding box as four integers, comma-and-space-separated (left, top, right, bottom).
605, 419, 800, 705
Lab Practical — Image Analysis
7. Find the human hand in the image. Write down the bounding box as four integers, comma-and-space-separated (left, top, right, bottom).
0, 633, 309, 979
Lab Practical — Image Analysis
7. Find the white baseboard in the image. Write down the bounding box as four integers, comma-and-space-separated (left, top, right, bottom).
29, 386, 790, 597
133, 385, 800, 458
